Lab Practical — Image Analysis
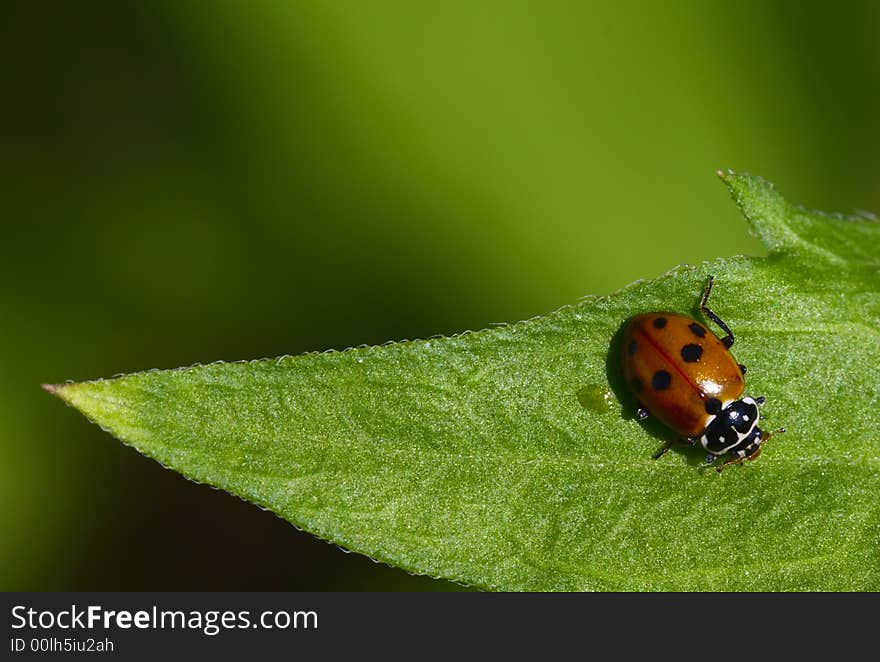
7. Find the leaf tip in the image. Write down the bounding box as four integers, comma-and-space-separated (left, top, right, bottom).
714, 169, 801, 255
42, 381, 76, 405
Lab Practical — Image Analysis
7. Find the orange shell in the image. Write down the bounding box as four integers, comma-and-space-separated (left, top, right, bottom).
622, 312, 744, 437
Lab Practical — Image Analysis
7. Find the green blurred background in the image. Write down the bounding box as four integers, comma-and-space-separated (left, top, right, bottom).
3, 1, 878, 590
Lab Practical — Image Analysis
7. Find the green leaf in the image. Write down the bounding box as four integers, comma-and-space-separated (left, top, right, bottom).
48, 172, 880, 591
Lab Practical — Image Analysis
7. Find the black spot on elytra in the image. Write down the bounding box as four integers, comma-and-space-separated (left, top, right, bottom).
681, 343, 703, 362
689, 322, 706, 338
705, 398, 722, 415
628, 340, 639, 355
653, 317, 667, 329
632, 377, 644, 393
651, 370, 671, 391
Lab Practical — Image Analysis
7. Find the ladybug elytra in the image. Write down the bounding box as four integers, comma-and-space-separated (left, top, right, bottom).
622, 276, 784, 472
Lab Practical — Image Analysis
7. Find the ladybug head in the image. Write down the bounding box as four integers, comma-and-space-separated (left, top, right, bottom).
699, 396, 764, 456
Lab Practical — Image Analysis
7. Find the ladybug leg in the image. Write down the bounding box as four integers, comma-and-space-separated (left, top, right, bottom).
760, 426, 786, 443
716, 440, 753, 472
717, 454, 746, 472
636, 405, 649, 420
652, 436, 695, 460
704, 452, 717, 465
738, 364, 747, 375
652, 440, 674, 459
718, 441, 763, 472
700, 275, 735, 349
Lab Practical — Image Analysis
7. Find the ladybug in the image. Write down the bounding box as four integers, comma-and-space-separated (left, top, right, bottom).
622, 276, 784, 472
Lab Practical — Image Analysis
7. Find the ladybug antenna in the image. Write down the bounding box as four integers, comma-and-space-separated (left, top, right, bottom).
762, 427, 785, 443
